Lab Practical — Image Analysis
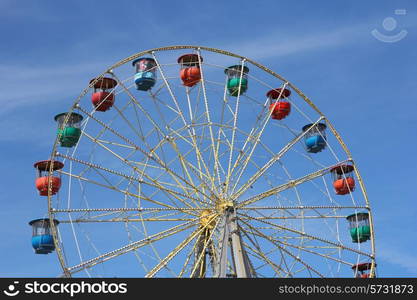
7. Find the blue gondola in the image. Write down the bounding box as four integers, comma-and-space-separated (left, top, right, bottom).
132, 57, 157, 91
302, 123, 327, 153
29, 218, 59, 254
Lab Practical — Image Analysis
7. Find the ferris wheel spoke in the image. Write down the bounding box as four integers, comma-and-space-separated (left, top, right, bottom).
239, 205, 367, 211
223, 125, 280, 189
110, 72, 169, 144
127, 228, 176, 275
84, 106, 214, 205
229, 82, 289, 195
167, 126, 217, 185
224, 59, 246, 192
59, 215, 196, 224
78, 123, 210, 208
58, 169, 180, 210
192, 229, 212, 278
72, 85, 132, 149
277, 118, 346, 197
213, 75, 231, 183
238, 219, 324, 277
246, 224, 344, 275
124, 225, 150, 274
84, 113, 196, 203
91, 79, 212, 202
231, 115, 324, 202
155, 139, 215, 206
240, 232, 298, 278
238, 221, 293, 277
146, 212, 219, 278
56, 152, 203, 207
130, 208, 179, 277
227, 109, 268, 188
239, 227, 288, 277
237, 158, 349, 209
226, 129, 255, 183
146, 101, 203, 193
240, 214, 372, 258
189, 218, 220, 278
111, 103, 149, 145
146, 139, 212, 198
151, 53, 218, 193
273, 239, 353, 267
263, 160, 306, 226
88, 138, 137, 150
111, 103, 184, 184
231, 135, 290, 186
238, 214, 347, 220
195, 50, 222, 187
62, 208, 194, 223
175, 123, 223, 196
52, 207, 207, 216
145, 227, 202, 278
241, 242, 284, 277
69, 155, 195, 212
178, 231, 206, 277
208, 125, 269, 185
66, 218, 200, 275
149, 93, 183, 117
112, 76, 182, 167
184, 88, 214, 200
163, 138, 211, 200
225, 143, 290, 195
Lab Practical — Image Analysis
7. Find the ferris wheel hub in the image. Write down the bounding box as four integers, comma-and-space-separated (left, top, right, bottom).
216, 200, 234, 212
199, 210, 216, 230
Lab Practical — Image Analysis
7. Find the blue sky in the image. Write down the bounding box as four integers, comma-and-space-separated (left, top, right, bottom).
0, 0, 416, 277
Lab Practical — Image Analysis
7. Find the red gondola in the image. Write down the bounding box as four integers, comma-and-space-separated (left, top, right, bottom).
34, 160, 64, 196
90, 77, 117, 112
267, 88, 291, 120
178, 54, 202, 87
330, 164, 355, 195
352, 262, 375, 278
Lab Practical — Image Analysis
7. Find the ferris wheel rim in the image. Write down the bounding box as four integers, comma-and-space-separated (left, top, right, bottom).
45, 45, 376, 278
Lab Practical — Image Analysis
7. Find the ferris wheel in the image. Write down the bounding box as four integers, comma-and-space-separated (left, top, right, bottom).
30, 46, 376, 278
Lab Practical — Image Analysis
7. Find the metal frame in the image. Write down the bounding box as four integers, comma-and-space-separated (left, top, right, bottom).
46, 45, 376, 278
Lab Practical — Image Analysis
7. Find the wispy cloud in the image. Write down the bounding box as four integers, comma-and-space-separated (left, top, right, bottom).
0, 62, 108, 142
224, 24, 367, 61
0, 24, 365, 143
0, 21, 377, 114
222, 11, 417, 61
378, 244, 417, 275
0, 62, 106, 114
